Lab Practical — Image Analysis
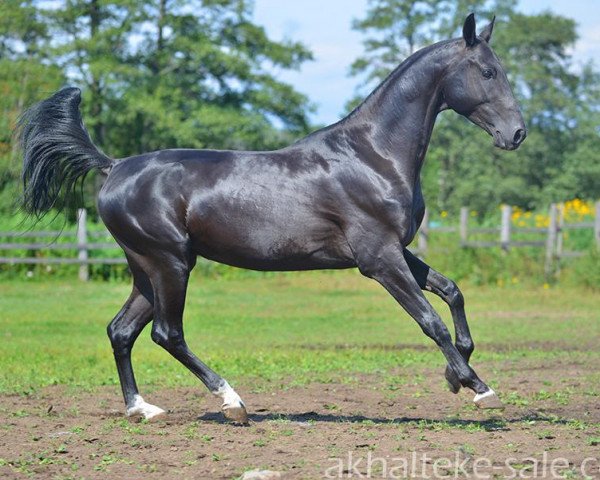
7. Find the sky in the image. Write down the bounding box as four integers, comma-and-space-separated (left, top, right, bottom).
253, 0, 600, 126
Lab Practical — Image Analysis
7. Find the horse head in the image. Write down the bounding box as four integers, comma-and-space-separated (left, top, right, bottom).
442, 14, 526, 151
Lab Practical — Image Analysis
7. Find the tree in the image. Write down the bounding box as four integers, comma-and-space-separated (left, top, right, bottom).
107, 0, 314, 155
0, 1, 63, 210
347, 0, 511, 110
42, 0, 153, 151
0, 0, 315, 214
435, 0, 516, 38
349, 0, 441, 94
545, 63, 600, 201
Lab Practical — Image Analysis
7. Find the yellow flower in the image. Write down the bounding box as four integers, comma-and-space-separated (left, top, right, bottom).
440, 211, 448, 218
561, 198, 595, 221
535, 214, 549, 228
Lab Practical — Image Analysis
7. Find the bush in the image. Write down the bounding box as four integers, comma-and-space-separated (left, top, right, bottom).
562, 248, 600, 290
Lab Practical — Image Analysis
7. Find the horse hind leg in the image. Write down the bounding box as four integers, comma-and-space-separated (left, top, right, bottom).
107, 254, 165, 420
144, 250, 248, 423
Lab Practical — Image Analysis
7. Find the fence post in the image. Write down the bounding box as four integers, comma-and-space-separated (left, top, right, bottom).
459, 207, 468, 245
556, 203, 564, 262
500, 205, 511, 251
418, 207, 429, 257
595, 201, 600, 249
77, 208, 89, 282
545, 203, 558, 278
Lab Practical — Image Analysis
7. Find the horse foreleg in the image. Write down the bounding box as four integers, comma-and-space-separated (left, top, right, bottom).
403, 249, 474, 394
356, 242, 502, 409
146, 252, 248, 423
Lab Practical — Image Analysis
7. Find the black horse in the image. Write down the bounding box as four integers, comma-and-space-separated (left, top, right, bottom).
19, 14, 525, 423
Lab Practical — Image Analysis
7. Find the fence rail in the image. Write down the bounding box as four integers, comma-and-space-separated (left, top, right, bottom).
0, 209, 125, 280
0, 257, 127, 265
415, 202, 600, 277
1, 202, 599, 280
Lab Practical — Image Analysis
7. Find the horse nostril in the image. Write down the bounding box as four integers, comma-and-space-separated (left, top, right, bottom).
513, 128, 526, 146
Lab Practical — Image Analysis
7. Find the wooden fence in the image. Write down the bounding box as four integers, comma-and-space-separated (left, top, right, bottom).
0, 209, 125, 281
1, 203, 599, 280
415, 202, 600, 276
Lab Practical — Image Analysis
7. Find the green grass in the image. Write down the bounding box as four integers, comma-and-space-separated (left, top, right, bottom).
0, 270, 598, 393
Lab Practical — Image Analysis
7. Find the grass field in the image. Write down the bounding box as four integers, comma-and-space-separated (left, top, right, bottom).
1, 271, 598, 393
1, 271, 599, 478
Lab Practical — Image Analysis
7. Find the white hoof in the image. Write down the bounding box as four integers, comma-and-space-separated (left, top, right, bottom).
126, 394, 167, 421
473, 388, 504, 409
214, 381, 248, 424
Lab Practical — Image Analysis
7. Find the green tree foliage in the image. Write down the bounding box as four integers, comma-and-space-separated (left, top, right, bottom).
107, 0, 314, 155
347, 0, 510, 109
0, 1, 64, 209
349, 0, 600, 215
43, 0, 143, 148
0, 0, 314, 214
349, 0, 442, 94
37, 0, 314, 157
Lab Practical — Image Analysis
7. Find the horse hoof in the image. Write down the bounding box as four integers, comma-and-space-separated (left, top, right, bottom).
214, 380, 248, 424
142, 407, 167, 421
222, 403, 249, 424
473, 389, 504, 409
126, 395, 167, 421
445, 365, 461, 394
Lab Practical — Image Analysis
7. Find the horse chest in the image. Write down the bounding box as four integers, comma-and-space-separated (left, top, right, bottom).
375, 187, 425, 246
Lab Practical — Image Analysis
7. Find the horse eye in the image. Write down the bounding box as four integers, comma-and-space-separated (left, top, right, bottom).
482, 68, 495, 79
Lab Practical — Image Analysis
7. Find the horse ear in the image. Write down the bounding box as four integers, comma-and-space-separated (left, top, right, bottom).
480, 16, 496, 43
462, 13, 477, 47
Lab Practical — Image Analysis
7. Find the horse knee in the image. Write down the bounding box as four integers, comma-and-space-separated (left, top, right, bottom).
107, 324, 131, 357
151, 325, 184, 352
150, 326, 168, 348
420, 315, 452, 346
457, 338, 475, 357
446, 281, 464, 309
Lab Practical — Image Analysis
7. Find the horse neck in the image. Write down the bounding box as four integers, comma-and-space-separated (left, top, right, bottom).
345, 41, 458, 177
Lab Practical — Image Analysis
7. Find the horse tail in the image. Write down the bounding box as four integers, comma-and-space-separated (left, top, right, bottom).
17, 87, 114, 219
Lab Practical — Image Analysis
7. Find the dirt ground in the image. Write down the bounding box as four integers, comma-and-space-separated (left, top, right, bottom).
1, 356, 599, 479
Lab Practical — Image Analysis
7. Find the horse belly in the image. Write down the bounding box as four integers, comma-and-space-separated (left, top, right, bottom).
186, 198, 354, 271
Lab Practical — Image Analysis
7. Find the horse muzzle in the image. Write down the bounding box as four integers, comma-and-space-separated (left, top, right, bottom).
493, 126, 527, 151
